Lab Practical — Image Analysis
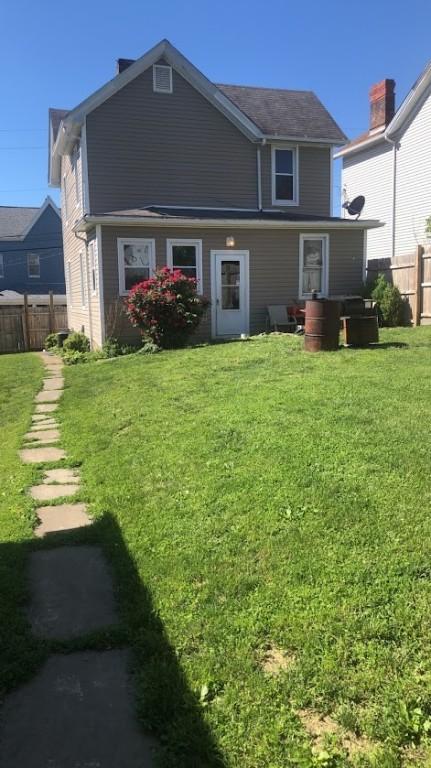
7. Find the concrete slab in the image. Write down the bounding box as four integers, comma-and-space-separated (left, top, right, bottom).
20, 447, 66, 464
35, 503, 90, 537
42, 377, 64, 390
30, 484, 78, 501
29, 421, 58, 431
0, 650, 156, 768
34, 403, 58, 413
43, 468, 80, 484
32, 413, 56, 422
35, 389, 63, 403
27, 546, 117, 639
24, 429, 60, 442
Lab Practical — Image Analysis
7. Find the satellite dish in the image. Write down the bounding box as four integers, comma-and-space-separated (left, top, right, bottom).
342, 195, 365, 219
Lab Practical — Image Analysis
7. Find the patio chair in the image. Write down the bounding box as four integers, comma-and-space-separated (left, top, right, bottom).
267, 305, 297, 332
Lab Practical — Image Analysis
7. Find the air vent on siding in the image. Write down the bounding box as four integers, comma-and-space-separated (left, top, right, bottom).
153, 64, 173, 94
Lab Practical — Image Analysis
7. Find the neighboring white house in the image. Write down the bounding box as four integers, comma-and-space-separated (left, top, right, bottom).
335, 65, 431, 263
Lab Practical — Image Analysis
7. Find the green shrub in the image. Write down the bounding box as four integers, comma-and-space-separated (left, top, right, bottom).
371, 273, 388, 305
380, 284, 405, 327
102, 337, 137, 358
136, 340, 161, 355
62, 331, 90, 354
44, 332, 59, 350
62, 350, 87, 365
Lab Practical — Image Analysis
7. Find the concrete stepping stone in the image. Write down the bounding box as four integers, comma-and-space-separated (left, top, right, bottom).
35, 389, 63, 403
43, 468, 80, 484
24, 429, 60, 442
42, 377, 64, 390
35, 403, 58, 413
32, 413, 56, 422
30, 483, 78, 501
27, 546, 117, 639
35, 503, 90, 537
20, 446, 66, 464
0, 650, 156, 767
29, 421, 58, 431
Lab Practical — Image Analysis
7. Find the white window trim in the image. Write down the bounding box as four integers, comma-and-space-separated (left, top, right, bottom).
62, 173, 68, 223
299, 233, 329, 299
166, 238, 203, 293
153, 64, 173, 94
271, 144, 299, 207
0, 253, 4, 278
89, 240, 98, 296
27, 253, 40, 279
79, 250, 87, 308
117, 237, 156, 296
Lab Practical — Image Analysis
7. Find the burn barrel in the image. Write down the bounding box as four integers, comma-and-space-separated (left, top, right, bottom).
304, 298, 341, 352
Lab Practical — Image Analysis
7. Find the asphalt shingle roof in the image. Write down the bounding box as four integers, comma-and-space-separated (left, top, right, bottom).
216, 84, 347, 142
0, 206, 39, 240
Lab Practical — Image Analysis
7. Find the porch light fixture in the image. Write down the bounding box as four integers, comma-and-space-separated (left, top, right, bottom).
226, 236, 235, 247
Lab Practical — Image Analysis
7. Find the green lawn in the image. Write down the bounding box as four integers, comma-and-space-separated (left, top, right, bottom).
2, 331, 431, 766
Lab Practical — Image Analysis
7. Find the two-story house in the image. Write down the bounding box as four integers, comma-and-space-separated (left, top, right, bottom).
48, 39, 380, 347
336, 65, 431, 265
0, 197, 64, 296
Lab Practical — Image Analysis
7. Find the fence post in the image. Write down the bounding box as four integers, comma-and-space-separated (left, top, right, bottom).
48, 291, 54, 333
22, 293, 30, 351
414, 244, 424, 326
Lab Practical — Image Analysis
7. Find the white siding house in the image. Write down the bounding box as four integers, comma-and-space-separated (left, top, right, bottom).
336, 65, 431, 264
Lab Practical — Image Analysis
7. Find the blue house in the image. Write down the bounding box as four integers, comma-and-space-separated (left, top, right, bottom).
0, 197, 64, 295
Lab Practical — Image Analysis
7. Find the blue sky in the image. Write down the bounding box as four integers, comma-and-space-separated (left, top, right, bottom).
1, 0, 430, 212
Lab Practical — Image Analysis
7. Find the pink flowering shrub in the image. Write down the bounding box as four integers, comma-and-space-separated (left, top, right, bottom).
125, 267, 209, 348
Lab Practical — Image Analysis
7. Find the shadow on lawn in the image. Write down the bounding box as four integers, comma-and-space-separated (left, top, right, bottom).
0, 514, 226, 768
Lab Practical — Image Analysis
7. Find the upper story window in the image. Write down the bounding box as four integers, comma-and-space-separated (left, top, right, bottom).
27, 253, 40, 278
167, 239, 203, 292
153, 64, 173, 94
89, 240, 98, 295
272, 146, 299, 206
0, 254, 4, 278
72, 145, 81, 207
117, 238, 156, 295
62, 173, 69, 221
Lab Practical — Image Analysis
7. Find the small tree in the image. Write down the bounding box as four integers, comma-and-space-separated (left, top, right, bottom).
125, 267, 209, 348
369, 272, 405, 327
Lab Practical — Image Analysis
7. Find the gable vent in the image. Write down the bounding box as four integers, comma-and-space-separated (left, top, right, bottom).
153, 64, 173, 94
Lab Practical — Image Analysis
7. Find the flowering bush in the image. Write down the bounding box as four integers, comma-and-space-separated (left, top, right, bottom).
125, 267, 209, 348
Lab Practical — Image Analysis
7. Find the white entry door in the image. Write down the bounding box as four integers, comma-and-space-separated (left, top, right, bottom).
211, 250, 249, 337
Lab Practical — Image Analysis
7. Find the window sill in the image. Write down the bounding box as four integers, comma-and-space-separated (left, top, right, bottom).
271, 200, 299, 207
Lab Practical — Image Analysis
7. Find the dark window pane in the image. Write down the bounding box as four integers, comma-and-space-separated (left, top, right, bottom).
222, 285, 240, 310
175, 266, 197, 279
276, 174, 294, 201
125, 267, 149, 290
221, 260, 240, 283
172, 245, 196, 268
28, 253, 40, 277
275, 149, 293, 174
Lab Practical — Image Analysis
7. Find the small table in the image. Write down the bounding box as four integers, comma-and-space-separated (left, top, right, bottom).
341, 315, 379, 347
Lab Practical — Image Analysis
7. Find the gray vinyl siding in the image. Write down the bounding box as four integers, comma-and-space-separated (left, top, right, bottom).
86, 65, 258, 213
261, 144, 331, 215
99, 225, 364, 344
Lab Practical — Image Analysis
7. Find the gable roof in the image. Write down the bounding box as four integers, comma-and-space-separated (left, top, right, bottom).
217, 84, 346, 142
0, 197, 61, 241
335, 60, 431, 159
49, 39, 346, 185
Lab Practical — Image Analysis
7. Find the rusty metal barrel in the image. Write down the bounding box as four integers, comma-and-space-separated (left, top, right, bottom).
304, 298, 341, 352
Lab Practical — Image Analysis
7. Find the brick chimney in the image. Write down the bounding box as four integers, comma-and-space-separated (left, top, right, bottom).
369, 79, 395, 131
117, 58, 135, 75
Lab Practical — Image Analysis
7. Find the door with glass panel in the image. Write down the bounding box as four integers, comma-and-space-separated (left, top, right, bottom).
212, 251, 249, 337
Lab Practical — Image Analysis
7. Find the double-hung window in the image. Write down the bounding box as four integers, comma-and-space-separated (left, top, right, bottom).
72, 145, 81, 208
89, 240, 98, 295
299, 234, 329, 298
118, 238, 155, 295
272, 146, 298, 205
0, 254, 4, 278
79, 251, 87, 307
166, 239, 203, 292
27, 253, 40, 278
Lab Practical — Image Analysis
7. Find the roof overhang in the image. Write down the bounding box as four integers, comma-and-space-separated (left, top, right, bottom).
334, 131, 386, 159
74, 213, 383, 233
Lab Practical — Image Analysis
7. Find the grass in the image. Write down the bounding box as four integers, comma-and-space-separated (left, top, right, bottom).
2, 329, 431, 766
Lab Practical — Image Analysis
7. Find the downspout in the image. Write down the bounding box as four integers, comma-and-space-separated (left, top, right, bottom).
385, 135, 397, 260
256, 144, 262, 210
74, 231, 94, 348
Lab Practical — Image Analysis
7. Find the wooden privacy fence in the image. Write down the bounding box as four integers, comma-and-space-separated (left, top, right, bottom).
367, 244, 431, 326
0, 293, 67, 353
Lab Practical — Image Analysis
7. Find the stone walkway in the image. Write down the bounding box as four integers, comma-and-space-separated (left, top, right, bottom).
0, 352, 155, 767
